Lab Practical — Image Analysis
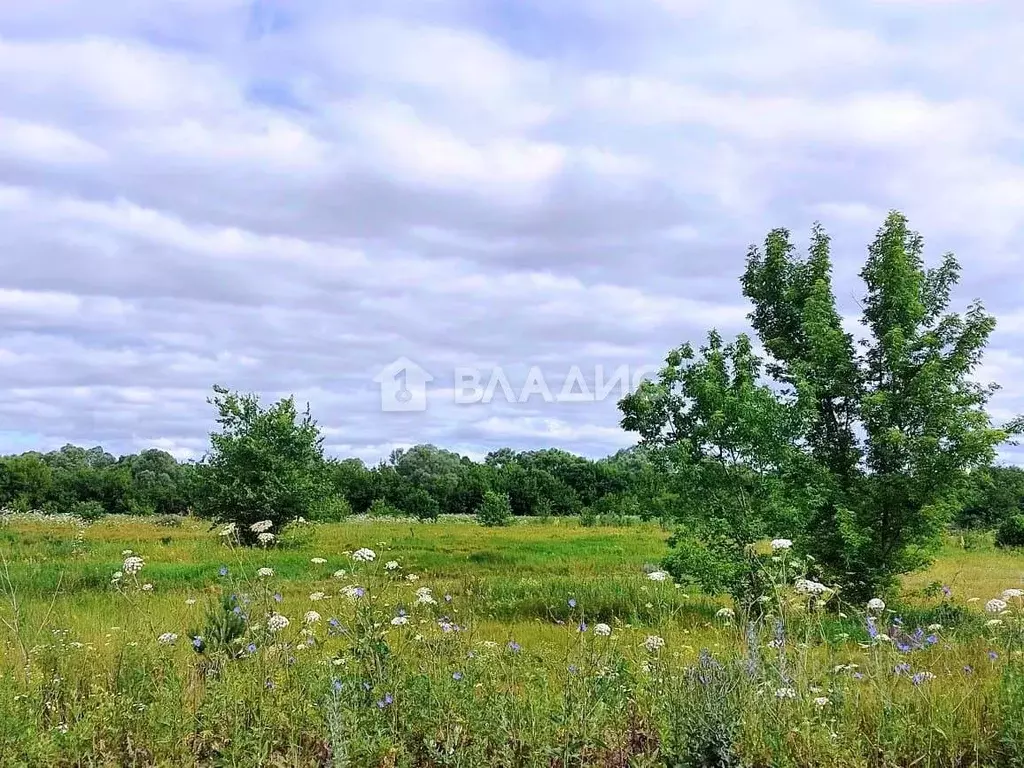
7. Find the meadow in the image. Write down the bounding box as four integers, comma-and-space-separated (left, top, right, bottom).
1, 513, 1023, 767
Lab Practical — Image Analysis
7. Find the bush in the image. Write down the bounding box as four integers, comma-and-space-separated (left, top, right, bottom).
996, 514, 1024, 548
312, 495, 352, 523
367, 498, 402, 518
476, 491, 513, 527
153, 514, 184, 528
70, 500, 105, 521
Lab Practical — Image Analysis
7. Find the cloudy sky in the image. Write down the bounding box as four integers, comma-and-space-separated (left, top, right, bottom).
1, 0, 1022, 465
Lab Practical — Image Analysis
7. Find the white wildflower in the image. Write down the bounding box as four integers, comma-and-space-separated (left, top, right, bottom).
775, 687, 797, 699
341, 585, 365, 600
332, 570, 347, 579
384, 560, 400, 571
642, 635, 665, 652
594, 623, 612, 637
986, 619, 1004, 628
391, 616, 409, 626
647, 570, 669, 582
110, 571, 123, 583
770, 538, 793, 551
414, 586, 437, 606
250, 520, 273, 533
122, 556, 145, 575
986, 598, 1008, 614
303, 611, 321, 624
157, 632, 178, 645
121, 549, 133, 556
267, 614, 290, 632
813, 696, 829, 708
257, 567, 274, 578
310, 557, 327, 565
185, 598, 196, 606
219, 523, 237, 537
257, 532, 275, 546
1001, 588, 1023, 600
309, 591, 325, 601
867, 598, 886, 612
716, 607, 735, 621
351, 548, 376, 562
405, 573, 419, 582
141, 583, 153, 592
795, 579, 829, 596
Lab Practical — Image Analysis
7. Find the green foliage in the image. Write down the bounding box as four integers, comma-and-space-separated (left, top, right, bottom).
995, 514, 1024, 549
961, 466, 1024, 529
194, 386, 333, 545
367, 498, 402, 518
190, 590, 249, 656
622, 212, 1008, 601
476, 490, 513, 527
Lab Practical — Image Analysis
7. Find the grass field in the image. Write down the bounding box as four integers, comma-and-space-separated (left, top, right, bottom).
2, 514, 1024, 767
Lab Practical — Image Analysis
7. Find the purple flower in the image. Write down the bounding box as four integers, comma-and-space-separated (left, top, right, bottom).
568, 598, 577, 609
893, 662, 911, 676
332, 679, 343, 693
989, 651, 999, 661
925, 634, 938, 645
218, 566, 229, 577
508, 640, 521, 653
246, 643, 257, 654
452, 672, 463, 681
964, 665, 974, 674
578, 622, 588, 633
376, 693, 394, 709
942, 585, 952, 598
444, 594, 452, 603
273, 592, 283, 603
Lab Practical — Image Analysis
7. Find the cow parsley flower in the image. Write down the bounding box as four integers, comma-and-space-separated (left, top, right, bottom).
1001, 588, 1023, 600
795, 579, 829, 596
111, 571, 123, 584
122, 556, 145, 575
219, 523, 237, 537
594, 623, 612, 637
775, 687, 797, 699
384, 560, 400, 571
310, 558, 327, 565
716, 607, 735, 621
257, 567, 274, 578
257, 532, 275, 546
390, 615, 409, 626
157, 632, 178, 645
304, 611, 321, 624
770, 538, 793, 551
351, 548, 376, 562
647, 570, 669, 582
813, 696, 829, 708
332, 569, 347, 579
250, 520, 273, 533
986, 598, 1008, 614
867, 598, 886, 612
309, 591, 325, 601
141, 583, 153, 592
415, 587, 437, 605
341, 585, 365, 600
405, 573, 419, 582
643, 635, 665, 652
267, 614, 290, 632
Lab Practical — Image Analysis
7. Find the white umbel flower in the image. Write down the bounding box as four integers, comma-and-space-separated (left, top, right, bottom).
770, 539, 793, 551
303, 611, 321, 624
122, 556, 145, 575
867, 598, 886, 612
594, 623, 611, 637
257, 567, 274, 578
642, 635, 665, 652
250, 520, 273, 533
986, 598, 1008, 614
352, 548, 376, 562
157, 632, 178, 645
267, 614, 290, 632
647, 571, 669, 582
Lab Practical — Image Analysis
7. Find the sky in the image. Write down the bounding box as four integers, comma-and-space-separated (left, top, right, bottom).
0, 0, 1022, 465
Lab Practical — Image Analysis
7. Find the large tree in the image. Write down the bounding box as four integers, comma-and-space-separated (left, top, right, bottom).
621, 212, 1010, 602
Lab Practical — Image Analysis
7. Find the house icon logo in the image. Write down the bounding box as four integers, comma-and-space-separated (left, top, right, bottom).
373, 357, 433, 412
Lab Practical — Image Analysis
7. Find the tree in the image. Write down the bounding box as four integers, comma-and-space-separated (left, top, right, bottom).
194, 386, 334, 544
621, 212, 1009, 602
476, 490, 513, 527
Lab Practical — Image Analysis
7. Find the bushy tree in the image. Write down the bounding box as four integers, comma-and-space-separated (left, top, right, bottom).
194, 386, 334, 544
476, 490, 513, 527
621, 212, 1010, 601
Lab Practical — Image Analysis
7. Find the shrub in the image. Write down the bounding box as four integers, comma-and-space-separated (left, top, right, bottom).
367, 498, 402, 518
312, 495, 352, 523
996, 514, 1024, 549
153, 514, 184, 528
70, 500, 105, 521
476, 490, 513, 527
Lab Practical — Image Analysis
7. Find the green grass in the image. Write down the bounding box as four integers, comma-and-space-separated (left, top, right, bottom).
1, 514, 1023, 767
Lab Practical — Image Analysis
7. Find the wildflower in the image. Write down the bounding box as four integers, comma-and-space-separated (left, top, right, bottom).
310, 557, 327, 565
568, 598, 577, 609
813, 696, 829, 708
893, 662, 911, 675
122, 556, 145, 575
331, 678, 343, 693
141, 583, 153, 592
594, 623, 612, 637
351, 548, 376, 562
250, 520, 273, 533
643, 635, 665, 652
267, 614, 290, 633
1002, 588, 1023, 600
218, 566, 229, 576
578, 621, 588, 633
111, 571, 123, 583
246, 643, 257, 654
715, 607, 735, 621
452, 671, 463, 681
988, 650, 999, 660
332, 570, 347, 579
384, 560, 400, 571
257, 567, 274, 578
304, 611, 321, 624
414, 587, 437, 606
927, 623, 942, 632
219, 523, 236, 537
647, 571, 670, 582
390, 616, 409, 626
770, 538, 793, 551
507, 640, 521, 653
192, 636, 204, 651
309, 591, 325, 601
273, 592, 283, 602
341, 585, 365, 600
121, 549, 133, 556
794, 579, 829, 596
257, 532, 275, 546
867, 598, 886, 612
376, 693, 394, 709
157, 632, 178, 645
185, 598, 196, 606
911, 671, 935, 685
775, 687, 796, 699
405, 573, 419, 582
986, 619, 1004, 628
986, 598, 1008, 614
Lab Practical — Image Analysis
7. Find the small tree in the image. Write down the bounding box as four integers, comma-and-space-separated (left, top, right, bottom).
195, 386, 333, 544
621, 212, 1010, 602
476, 490, 513, 527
